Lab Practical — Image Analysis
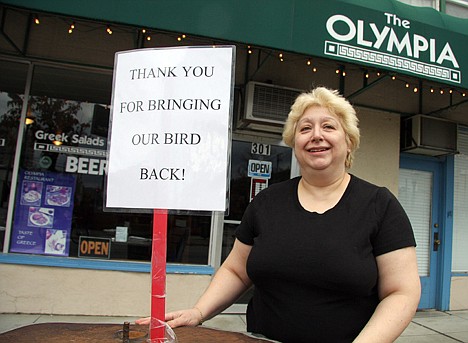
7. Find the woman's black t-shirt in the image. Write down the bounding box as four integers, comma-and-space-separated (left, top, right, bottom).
235, 175, 416, 343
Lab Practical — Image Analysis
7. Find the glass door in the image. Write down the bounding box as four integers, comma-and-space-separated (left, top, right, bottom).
221, 138, 293, 312
399, 157, 443, 309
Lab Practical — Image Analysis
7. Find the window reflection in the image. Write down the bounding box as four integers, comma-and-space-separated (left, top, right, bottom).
0, 60, 29, 251
4, 62, 211, 264
0, 91, 22, 250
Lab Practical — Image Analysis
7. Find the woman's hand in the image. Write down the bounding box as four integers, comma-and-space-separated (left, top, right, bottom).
134, 317, 151, 325
135, 308, 202, 328
165, 308, 203, 328
135, 241, 252, 329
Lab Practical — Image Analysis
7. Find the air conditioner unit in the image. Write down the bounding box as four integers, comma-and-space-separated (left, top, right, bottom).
400, 114, 458, 156
243, 81, 302, 127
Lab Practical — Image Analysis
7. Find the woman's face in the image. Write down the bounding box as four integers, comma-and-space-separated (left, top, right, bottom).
294, 106, 349, 173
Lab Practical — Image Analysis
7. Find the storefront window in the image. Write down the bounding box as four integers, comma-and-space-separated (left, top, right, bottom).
0, 60, 29, 251
6, 64, 211, 264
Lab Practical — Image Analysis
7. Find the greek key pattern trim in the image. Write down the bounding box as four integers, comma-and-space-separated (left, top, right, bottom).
34, 142, 108, 157
324, 41, 461, 84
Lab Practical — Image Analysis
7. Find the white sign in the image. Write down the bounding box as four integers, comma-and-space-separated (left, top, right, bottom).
115, 226, 128, 242
106, 46, 235, 211
248, 160, 272, 179
250, 178, 268, 202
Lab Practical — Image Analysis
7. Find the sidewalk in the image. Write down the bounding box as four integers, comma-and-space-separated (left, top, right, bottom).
1, 310, 467, 342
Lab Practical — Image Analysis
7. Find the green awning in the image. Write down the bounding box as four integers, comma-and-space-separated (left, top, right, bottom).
3, 0, 468, 89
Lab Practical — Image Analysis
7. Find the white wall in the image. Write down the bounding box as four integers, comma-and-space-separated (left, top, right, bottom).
450, 277, 468, 310
0, 263, 211, 316
350, 108, 402, 195
0, 107, 407, 316
2, 107, 468, 315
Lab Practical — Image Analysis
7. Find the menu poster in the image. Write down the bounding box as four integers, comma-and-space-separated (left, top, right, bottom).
10, 170, 76, 256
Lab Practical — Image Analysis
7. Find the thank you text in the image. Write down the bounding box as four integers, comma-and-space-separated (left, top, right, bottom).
106, 46, 235, 211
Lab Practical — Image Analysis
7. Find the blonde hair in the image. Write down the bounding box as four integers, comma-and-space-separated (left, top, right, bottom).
282, 87, 360, 169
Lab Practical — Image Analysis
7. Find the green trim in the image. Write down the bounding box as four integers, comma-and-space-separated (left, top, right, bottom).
2, 0, 467, 88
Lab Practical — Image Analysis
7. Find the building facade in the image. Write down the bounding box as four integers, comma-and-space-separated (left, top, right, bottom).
1, 0, 468, 317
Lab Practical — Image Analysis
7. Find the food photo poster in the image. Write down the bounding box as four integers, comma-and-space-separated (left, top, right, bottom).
10, 170, 76, 256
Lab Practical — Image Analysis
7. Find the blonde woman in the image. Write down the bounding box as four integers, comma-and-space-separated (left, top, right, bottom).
138, 87, 421, 342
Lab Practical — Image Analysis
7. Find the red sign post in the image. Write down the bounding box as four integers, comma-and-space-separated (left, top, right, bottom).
106, 46, 235, 342
150, 209, 168, 342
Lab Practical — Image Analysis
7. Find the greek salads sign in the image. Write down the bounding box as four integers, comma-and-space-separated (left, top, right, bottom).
323, 11, 461, 85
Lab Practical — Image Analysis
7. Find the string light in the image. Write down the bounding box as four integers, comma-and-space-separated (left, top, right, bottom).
68, 22, 75, 34
306, 59, 317, 71
139, 29, 151, 41
25, 15, 468, 100
335, 66, 345, 76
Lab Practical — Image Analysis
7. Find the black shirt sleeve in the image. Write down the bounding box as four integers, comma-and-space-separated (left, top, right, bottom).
371, 187, 416, 256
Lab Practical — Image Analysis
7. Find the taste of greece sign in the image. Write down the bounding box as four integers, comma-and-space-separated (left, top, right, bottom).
106, 46, 235, 211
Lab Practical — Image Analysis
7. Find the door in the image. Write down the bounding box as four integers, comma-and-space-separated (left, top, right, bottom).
221, 138, 293, 312
399, 156, 443, 309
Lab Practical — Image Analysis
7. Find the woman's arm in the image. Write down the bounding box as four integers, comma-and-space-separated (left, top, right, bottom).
353, 246, 421, 343
137, 239, 253, 327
